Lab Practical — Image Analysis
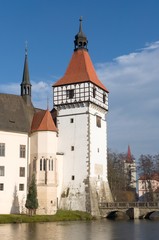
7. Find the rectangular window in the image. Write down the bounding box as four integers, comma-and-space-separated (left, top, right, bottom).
0, 166, 5, 176
96, 116, 101, 128
103, 93, 106, 103
0, 183, 4, 191
51, 160, 53, 171
66, 89, 74, 99
19, 167, 25, 177
40, 159, 42, 171
71, 146, 74, 151
70, 118, 74, 123
93, 87, 96, 98
20, 145, 26, 158
19, 184, 24, 191
43, 159, 46, 171
72, 175, 75, 180
0, 143, 5, 157
48, 160, 50, 171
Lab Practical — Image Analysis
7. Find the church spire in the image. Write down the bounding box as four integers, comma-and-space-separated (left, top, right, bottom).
74, 17, 88, 51
126, 145, 133, 163
21, 43, 32, 106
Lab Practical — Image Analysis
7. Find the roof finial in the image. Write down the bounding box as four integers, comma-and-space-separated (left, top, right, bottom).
25, 41, 28, 56
74, 17, 88, 51
47, 96, 49, 110
79, 16, 83, 32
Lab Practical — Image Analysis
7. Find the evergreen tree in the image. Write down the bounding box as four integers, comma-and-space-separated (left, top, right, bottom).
25, 174, 38, 216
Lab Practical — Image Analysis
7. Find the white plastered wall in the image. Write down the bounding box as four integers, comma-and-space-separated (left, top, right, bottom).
0, 131, 29, 214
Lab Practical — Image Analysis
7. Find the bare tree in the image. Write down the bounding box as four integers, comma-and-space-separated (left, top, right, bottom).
138, 154, 154, 202
108, 149, 127, 201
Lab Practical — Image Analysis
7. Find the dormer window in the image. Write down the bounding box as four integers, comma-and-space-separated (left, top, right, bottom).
66, 89, 74, 99
93, 87, 96, 98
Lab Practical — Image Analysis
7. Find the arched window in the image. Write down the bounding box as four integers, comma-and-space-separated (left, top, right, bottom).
51, 160, 53, 171
43, 159, 46, 171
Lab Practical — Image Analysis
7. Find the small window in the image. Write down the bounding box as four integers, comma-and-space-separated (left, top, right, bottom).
51, 160, 53, 171
20, 145, 26, 158
49, 159, 51, 171
0, 166, 5, 176
0, 143, 5, 157
66, 89, 74, 99
19, 167, 25, 177
103, 93, 106, 103
72, 175, 75, 180
93, 87, 96, 98
96, 116, 101, 128
97, 148, 99, 153
70, 118, 74, 123
43, 159, 46, 171
19, 184, 24, 191
0, 183, 4, 191
71, 146, 74, 151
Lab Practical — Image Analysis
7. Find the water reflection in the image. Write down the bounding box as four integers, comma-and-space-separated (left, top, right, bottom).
0, 219, 159, 240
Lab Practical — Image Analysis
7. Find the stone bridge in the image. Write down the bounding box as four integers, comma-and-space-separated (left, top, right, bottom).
99, 202, 159, 219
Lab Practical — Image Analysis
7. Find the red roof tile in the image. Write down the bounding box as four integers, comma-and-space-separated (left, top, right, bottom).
53, 49, 109, 92
31, 110, 57, 133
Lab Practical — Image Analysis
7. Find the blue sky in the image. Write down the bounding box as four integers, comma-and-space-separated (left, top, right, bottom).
0, 0, 159, 159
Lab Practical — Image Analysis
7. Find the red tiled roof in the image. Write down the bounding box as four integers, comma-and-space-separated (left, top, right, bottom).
139, 173, 159, 181
31, 110, 57, 133
53, 49, 109, 92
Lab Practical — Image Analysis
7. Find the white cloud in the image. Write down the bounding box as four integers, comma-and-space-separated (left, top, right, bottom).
96, 41, 159, 158
0, 80, 53, 110
31, 80, 53, 109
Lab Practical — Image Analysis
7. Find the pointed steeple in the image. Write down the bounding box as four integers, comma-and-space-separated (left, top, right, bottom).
74, 17, 88, 51
126, 145, 133, 163
21, 44, 32, 106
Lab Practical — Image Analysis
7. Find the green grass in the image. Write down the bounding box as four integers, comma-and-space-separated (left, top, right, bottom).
0, 210, 94, 224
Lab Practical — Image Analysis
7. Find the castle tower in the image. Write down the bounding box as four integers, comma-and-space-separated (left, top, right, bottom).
30, 110, 58, 214
53, 18, 112, 215
20, 47, 32, 106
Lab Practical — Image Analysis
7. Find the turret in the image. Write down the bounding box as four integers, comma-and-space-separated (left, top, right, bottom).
74, 17, 88, 51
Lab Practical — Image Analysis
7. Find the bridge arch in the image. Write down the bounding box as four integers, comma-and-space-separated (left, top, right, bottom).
107, 210, 129, 220
144, 211, 159, 219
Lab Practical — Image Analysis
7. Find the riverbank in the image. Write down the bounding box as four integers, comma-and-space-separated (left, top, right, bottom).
0, 210, 94, 224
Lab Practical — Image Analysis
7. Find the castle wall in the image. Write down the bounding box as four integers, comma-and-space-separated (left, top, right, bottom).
0, 131, 29, 214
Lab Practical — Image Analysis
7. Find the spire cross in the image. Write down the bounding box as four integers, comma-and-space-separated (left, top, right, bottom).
79, 16, 83, 32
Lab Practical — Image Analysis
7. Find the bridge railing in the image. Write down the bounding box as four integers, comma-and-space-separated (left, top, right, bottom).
99, 202, 159, 209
